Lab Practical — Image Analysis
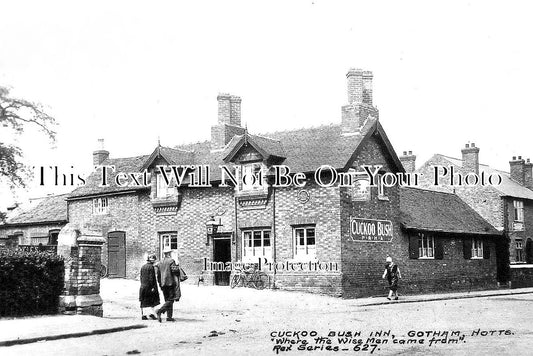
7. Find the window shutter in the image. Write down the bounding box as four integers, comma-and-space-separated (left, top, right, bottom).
463, 238, 472, 259
434, 238, 444, 260
409, 235, 418, 259
483, 240, 490, 259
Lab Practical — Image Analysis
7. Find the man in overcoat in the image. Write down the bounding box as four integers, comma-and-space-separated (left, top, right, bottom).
155, 247, 181, 322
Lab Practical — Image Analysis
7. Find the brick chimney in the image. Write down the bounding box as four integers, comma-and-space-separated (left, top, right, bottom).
211, 93, 245, 150
93, 139, 109, 166
524, 158, 533, 190
510, 156, 526, 185
342, 68, 378, 134
461, 142, 480, 175
399, 151, 416, 173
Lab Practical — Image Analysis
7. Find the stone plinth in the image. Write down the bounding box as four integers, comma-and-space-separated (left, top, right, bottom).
58, 225, 105, 317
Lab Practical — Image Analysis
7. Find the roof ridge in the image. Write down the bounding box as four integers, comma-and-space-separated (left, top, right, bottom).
161, 145, 194, 153
401, 186, 457, 197
255, 123, 340, 138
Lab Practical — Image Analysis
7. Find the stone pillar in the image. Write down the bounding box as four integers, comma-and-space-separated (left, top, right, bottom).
58, 225, 105, 317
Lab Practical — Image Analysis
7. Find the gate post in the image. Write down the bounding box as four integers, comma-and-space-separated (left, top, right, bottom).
58, 225, 105, 316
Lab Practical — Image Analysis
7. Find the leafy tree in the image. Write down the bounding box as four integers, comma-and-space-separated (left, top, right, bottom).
0, 86, 56, 188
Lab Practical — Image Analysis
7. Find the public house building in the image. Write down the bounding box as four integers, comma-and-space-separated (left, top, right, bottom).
1, 69, 502, 297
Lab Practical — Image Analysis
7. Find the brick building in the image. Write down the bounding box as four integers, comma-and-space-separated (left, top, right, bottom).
61, 69, 501, 298
0, 194, 68, 249
415, 145, 533, 287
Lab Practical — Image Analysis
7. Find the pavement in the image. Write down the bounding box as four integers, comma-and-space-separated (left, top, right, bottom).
1, 280, 532, 349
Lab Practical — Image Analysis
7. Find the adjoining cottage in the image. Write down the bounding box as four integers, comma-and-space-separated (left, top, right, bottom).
414, 145, 533, 288
62, 69, 502, 297
0, 194, 68, 250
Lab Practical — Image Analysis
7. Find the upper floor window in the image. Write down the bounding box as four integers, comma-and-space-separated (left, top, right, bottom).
378, 174, 387, 199
242, 229, 271, 262
240, 163, 264, 192
514, 200, 524, 222
293, 226, 316, 260
156, 172, 177, 198
352, 177, 371, 201
93, 197, 109, 215
516, 239, 524, 262
471, 238, 484, 259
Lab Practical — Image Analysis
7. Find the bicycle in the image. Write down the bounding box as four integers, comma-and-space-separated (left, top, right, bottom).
230, 265, 269, 290
100, 263, 108, 278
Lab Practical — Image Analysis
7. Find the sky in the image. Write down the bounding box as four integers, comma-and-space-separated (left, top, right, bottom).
1, 0, 533, 210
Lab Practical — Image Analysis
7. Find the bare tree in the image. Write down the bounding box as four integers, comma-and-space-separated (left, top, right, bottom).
0, 86, 57, 188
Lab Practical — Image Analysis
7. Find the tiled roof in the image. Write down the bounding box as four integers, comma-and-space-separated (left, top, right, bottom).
69, 155, 150, 198
4, 194, 68, 225
436, 154, 533, 200
69, 118, 404, 198
400, 187, 500, 236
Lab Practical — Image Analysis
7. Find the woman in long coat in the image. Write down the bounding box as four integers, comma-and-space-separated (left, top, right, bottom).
139, 254, 160, 320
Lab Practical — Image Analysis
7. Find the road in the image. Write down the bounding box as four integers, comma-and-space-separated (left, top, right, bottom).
4, 279, 533, 356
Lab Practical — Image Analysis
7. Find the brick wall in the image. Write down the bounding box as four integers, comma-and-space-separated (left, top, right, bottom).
68, 194, 141, 278
341, 134, 403, 298
342, 137, 498, 298
270, 181, 343, 296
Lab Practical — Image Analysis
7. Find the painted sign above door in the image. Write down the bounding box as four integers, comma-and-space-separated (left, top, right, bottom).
349, 217, 393, 242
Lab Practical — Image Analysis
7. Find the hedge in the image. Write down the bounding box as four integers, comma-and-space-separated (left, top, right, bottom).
0, 249, 64, 317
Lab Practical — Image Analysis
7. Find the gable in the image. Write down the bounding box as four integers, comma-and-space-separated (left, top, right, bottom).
345, 122, 405, 174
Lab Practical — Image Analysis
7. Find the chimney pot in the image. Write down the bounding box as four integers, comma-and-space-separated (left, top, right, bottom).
212, 93, 245, 150
399, 151, 416, 173
342, 68, 378, 133
518, 155, 522, 160
513, 156, 517, 160
461, 142, 480, 175
93, 139, 109, 166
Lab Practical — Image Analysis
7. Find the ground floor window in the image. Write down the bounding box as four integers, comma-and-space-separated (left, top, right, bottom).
418, 233, 434, 259
49, 230, 60, 245
409, 233, 444, 260
242, 229, 271, 262
471, 238, 484, 259
160, 232, 178, 261
463, 237, 490, 260
293, 226, 316, 259
516, 239, 524, 262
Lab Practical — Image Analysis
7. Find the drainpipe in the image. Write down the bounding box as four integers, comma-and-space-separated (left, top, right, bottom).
272, 186, 277, 289
234, 195, 238, 262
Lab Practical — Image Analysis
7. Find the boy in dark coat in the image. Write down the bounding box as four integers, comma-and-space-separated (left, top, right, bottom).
139, 254, 160, 320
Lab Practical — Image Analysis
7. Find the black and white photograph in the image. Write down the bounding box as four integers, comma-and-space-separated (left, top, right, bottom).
1, 1, 532, 355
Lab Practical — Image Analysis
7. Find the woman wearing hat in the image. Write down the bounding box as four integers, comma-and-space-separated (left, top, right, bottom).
139, 254, 160, 320
382, 256, 401, 300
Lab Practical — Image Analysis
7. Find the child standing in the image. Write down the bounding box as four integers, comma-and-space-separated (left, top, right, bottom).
382, 256, 401, 300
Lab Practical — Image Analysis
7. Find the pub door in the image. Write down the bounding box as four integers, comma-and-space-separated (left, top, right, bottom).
213, 237, 231, 286
108, 231, 126, 278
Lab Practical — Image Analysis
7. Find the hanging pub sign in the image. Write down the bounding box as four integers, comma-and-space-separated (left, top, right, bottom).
349, 217, 393, 242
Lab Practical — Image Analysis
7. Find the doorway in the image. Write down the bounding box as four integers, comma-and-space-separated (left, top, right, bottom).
213, 236, 231, 286
108, 231, 126, 278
